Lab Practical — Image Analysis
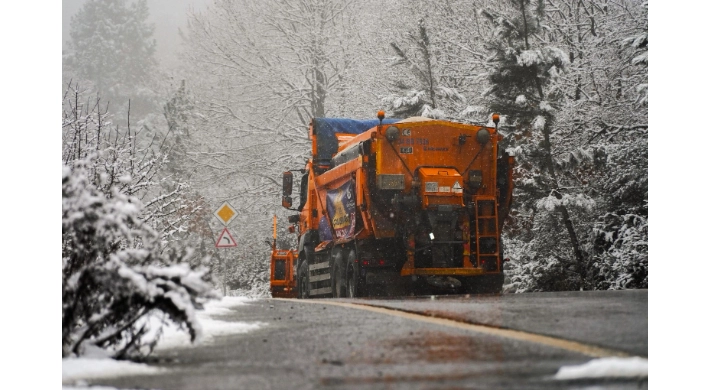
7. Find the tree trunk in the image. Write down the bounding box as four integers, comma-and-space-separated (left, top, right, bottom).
542, 121, 585, 276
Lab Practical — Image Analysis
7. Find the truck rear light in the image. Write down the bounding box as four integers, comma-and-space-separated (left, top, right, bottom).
361, 259, 387, 267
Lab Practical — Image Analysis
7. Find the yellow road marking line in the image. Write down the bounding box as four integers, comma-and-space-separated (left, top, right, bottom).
272, 298, 632, 358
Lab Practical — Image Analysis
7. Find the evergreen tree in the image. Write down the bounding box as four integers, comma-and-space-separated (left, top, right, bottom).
481, 0, 592, 290
162, 79, 197, 180
65, 0, 158, 117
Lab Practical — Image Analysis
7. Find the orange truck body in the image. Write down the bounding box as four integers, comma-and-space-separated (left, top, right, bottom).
273, 115, 514, 298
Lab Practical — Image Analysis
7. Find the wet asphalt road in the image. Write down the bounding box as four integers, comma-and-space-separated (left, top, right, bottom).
95, 290, 647, 390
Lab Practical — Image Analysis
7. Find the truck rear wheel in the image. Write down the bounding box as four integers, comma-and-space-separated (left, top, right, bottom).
333, 257, 347, 298
345, 248, 363, 298
346, 263, 358, 298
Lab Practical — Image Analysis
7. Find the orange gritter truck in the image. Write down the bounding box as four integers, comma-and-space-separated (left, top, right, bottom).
270, 112, 514, 298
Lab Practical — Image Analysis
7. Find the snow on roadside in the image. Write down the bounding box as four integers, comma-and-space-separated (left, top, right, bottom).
153, 296, 263, 350
63, 295, 264, 385
63, 359, 164, 382
554, 357, 648, 380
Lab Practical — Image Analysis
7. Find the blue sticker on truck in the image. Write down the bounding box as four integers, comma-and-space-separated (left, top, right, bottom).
326, 180, 357, 240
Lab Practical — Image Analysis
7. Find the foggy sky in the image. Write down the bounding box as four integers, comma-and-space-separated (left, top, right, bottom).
62, 0, 210, 68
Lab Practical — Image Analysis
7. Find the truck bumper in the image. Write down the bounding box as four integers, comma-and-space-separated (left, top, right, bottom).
270, 286, 297, 298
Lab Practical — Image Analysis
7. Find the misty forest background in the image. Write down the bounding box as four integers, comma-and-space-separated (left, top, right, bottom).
62, 0, 647, 357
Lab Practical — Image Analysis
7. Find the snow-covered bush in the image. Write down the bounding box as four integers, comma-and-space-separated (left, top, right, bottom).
590, 212, 648, 289
62, 160, 218, 358
62, 85, 218, 359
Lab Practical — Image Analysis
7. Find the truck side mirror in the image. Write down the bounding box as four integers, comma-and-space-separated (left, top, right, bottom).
282, 171, 293, 209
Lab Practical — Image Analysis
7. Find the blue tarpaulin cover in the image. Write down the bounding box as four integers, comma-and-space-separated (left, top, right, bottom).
312, 117, 401, 163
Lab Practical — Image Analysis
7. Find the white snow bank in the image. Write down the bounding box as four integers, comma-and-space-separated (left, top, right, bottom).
203, 296, 252, 314
62, 358, 164, 382
155, 315, 263, 350
63, 296, 264, 384
554, 357, 648, 380
154, 296, 262, 350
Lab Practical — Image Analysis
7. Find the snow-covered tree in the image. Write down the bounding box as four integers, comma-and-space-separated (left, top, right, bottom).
382, 19, 466, 119
479, 0, 592, 290
64, 0, 158, 119
62, 84, 216, 358
476, 0, 648, 292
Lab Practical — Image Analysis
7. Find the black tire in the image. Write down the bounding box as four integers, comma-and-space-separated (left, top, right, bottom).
297, 263, 309, 299
346, 263, 358, 298
345, 248, 365, 298
332, 255, 346, 298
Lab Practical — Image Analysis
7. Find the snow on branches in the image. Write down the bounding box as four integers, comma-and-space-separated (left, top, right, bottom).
62, 84, 217, 359
536, 192, 596, 213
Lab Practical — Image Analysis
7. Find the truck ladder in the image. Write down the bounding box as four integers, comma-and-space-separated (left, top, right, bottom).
472, 196, 500, 272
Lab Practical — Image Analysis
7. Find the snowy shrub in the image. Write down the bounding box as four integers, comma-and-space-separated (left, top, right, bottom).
62, 85, 218, 359
590, 212, 648, 289
502, 218, 586, 293
62, 159, 218, 358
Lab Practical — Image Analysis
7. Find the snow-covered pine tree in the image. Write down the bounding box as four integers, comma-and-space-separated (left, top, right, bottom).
480, 0, 597, 291
64, 0, 158, 119
523, 0, 648, 290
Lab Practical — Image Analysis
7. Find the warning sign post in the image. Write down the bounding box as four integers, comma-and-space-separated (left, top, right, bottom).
215, 228, 237, 248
